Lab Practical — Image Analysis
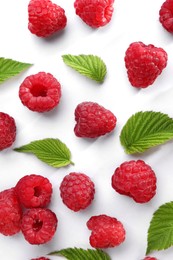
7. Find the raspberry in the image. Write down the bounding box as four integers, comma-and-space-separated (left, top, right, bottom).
0, 188, 22, 236
111, 160, 157, 203
143, 257, 158, 260
15, 174, 52, 208
60, 172, 95, 211
124, 41, 167, 88
74, 101, 117, 138
21, 208, 58, 244
87, 214, 125, 248
19, 72, 61, 112
74, 0, 114, 28
159, 0, 173, 33
0, 112, 16, 150
31, 256, 50, 260
28, 0, 67, 37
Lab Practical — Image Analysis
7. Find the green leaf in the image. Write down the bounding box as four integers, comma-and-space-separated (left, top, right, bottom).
49, 247, 111, 260
0, 57, 32, 84
62, 54, 107, 83
14, 138, 74, 168
146, 201, 173, 254
120, 111, 173, 154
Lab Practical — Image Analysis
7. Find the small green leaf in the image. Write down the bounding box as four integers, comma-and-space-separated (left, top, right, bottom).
14, 138, 74, 168
49, 247, 111, 260
146, 201, 173, 254
120, 111, 173, 154
0, 57, 32, 84
62, 54, 107, 83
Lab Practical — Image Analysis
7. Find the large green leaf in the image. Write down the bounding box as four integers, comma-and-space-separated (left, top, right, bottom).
62, 54, 107, 83
0, 57, 32, 83
14, 138, 74, 168
147, 201, 173, 254
49, 247, 111, 260
120, 111, 173, 154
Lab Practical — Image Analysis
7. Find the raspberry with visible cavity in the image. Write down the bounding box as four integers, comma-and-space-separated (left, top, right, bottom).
111, 160, 157, 203
21, 208, 58, 245
74, 101, 117, 138
87, 214, 125, 248
74, 0, 114, 28
19, 72, 61, 112
159, 0, 173, 33
28, 0, 67, 37
143, 257, 158, 260
15, 174, 52, 208
0, 188, 22, 236
124, 41, 167, 88
0, 112, 16, 150
60, 172, 95, 211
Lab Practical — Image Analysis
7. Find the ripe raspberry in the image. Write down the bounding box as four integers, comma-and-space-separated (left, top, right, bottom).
31, 258, 50, 260
0, 188, 22, 236
21, 208, 58, 245
143, 257, 158, 260
0, 112, 16, 150
159, 0, 173, 33
87, 214, 125, 248
28, 0, 67, 37
60, 172, 95, 211
124, 41, 167, 88
19, 72, 61, 112
74, 101, 117, 138
15, 174, 52, 208
111, 160, 157, 203
74, 0, 114, 28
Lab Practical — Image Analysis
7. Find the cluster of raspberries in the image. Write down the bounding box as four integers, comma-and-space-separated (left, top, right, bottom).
0, 161, 156, 258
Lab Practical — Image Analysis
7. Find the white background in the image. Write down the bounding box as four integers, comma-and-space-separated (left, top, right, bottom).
0, 0, 173, 259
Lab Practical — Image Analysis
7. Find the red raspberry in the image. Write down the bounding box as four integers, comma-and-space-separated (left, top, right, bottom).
159, 0, 173, 33
31, 256, 50, 260
74, 0, 114, 28
60, 172, 95, 211
21, 208, 58, 244
28, 0, 67, 37
0, 112, 16, 150
111, 160, 157, 203
0, 188, 22, 236
143, 257, 158, 260
74, 101, 117, 138
124, 41, 167, 88
87, 214, 125, 248
15, 174, 52, 208
19, 72, 61, 112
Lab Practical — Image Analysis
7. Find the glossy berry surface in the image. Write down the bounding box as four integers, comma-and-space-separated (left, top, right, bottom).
87, 214, 125, 248
60, 172, 95, 211
15, 174, 52, 208
112, 160, 157, 203
28, 0, 67, 37
19, 72, 61, 112
21, 208, 58, 245
124, 41, 167, 88
74, 101, 117, 138
0, 112, 16, 150
0, 188, 22, 236
74, 0, 114, 28
159, 0, 173, 33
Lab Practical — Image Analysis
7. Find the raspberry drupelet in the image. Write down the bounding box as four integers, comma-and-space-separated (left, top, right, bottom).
111, 160, 157, 203
87, 214, 125, 248
19, 72, 61, 112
